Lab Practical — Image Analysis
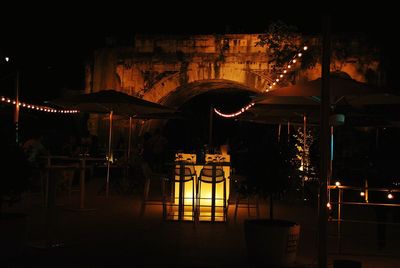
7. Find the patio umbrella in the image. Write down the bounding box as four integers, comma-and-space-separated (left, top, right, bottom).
48, 89, 176, 197
248, 72, 396, 128
241, 73, 398, 195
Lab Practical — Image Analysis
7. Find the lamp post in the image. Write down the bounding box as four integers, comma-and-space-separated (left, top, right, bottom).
14, 70, 20, 145
2, 55, 20, 144
318, 15, 331, 268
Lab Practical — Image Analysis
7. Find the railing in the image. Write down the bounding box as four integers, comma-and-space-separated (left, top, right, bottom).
327, 182, 400, 253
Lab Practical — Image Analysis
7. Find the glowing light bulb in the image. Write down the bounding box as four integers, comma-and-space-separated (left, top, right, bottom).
387, 193, 394, 199
283, 70, 287, 73
288, 65, 291, 69
303, 46, 308, 51
293, 59, 297, 63
327, 203, 331, 209
335, 181, 341, 187
280, 74, 283, 78
360, 191, 365, 197
276, 78, 279, 82
298, 53, 302, 57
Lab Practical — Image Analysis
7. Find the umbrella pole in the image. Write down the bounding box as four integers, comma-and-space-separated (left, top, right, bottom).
278, 124, 281, 143
128, 116, 132, 160
209, 105, 213, 148
304, 115, 307, 169
106, 111, 113, 198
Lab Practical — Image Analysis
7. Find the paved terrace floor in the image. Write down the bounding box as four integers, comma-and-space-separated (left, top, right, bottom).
2, 176, 400, 268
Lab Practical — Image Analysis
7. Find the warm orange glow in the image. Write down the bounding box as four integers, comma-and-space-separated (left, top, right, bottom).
173, 154, 230, 221
327, 202, 331, 209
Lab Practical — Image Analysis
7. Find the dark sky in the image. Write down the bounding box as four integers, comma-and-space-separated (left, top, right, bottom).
1, 3, 398, 101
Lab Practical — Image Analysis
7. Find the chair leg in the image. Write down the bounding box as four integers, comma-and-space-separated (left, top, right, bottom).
256, 195, 260, 218
140, 178, 150, 217
196, 181, 201, 223
223, 181, 227, 222
234, 195, 239, 222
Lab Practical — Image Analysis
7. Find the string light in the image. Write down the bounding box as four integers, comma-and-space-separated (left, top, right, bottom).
214, 103, 255, 118
387, 192, 394, 199
360, 191, 365, 197
214, 44, 309, 118
1, 96, 79, 114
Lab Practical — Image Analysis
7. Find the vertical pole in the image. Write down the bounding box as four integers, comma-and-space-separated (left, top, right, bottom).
278, 124, 281, 143
209, 106, 213, 148
365, 179, 369, 203
128, 116, 132, 160
337, 187, 342, 253
303, 115, 307, 174
14, 71, 20, 145
318, 14, 331, 268
106, 111, 113, 198
329, 126, 334, 203
79, 159, 86, 209
287, 121, 290, 144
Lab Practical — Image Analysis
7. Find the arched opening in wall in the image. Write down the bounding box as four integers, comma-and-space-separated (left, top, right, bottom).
164, 88, 254, 152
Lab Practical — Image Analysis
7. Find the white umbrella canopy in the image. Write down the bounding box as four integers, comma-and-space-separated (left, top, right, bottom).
48, 89, 177, 197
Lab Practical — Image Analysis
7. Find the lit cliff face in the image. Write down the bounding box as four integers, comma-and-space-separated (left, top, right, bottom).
87, 34, 380, 104
85, 34, 380, 136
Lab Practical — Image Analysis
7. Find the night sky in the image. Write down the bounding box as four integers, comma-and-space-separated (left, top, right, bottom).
1, 3, 398, 102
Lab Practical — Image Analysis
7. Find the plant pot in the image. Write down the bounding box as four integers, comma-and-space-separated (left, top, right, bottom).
0, 213, 28, 260
244, 219, 300, 267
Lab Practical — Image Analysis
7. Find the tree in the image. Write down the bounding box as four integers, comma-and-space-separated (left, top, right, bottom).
246, 133, 296, 219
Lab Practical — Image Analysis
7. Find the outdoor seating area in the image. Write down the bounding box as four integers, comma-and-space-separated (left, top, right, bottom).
3, 12, 400, 268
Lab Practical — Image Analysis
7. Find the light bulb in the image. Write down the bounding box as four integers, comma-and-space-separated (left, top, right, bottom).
335, 181, 341, 187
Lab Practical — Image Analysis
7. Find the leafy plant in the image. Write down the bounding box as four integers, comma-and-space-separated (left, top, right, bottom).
247, 136, 297, 220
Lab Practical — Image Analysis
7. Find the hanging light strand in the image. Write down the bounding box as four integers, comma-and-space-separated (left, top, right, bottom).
1, 96, 79, 114
214, 45, 308, 118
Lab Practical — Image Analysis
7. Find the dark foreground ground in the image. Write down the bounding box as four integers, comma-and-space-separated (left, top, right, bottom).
2, 175, 400, 268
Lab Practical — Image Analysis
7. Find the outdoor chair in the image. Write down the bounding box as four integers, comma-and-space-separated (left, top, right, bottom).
196, 166, 227, 222
139, 161, 168, 218
231, 174, 260, 221
163, 164, 197, 221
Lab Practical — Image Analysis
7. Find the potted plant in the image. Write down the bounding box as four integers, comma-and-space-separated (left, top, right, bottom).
0, 142, 31, 259
243, 137, 301, 267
